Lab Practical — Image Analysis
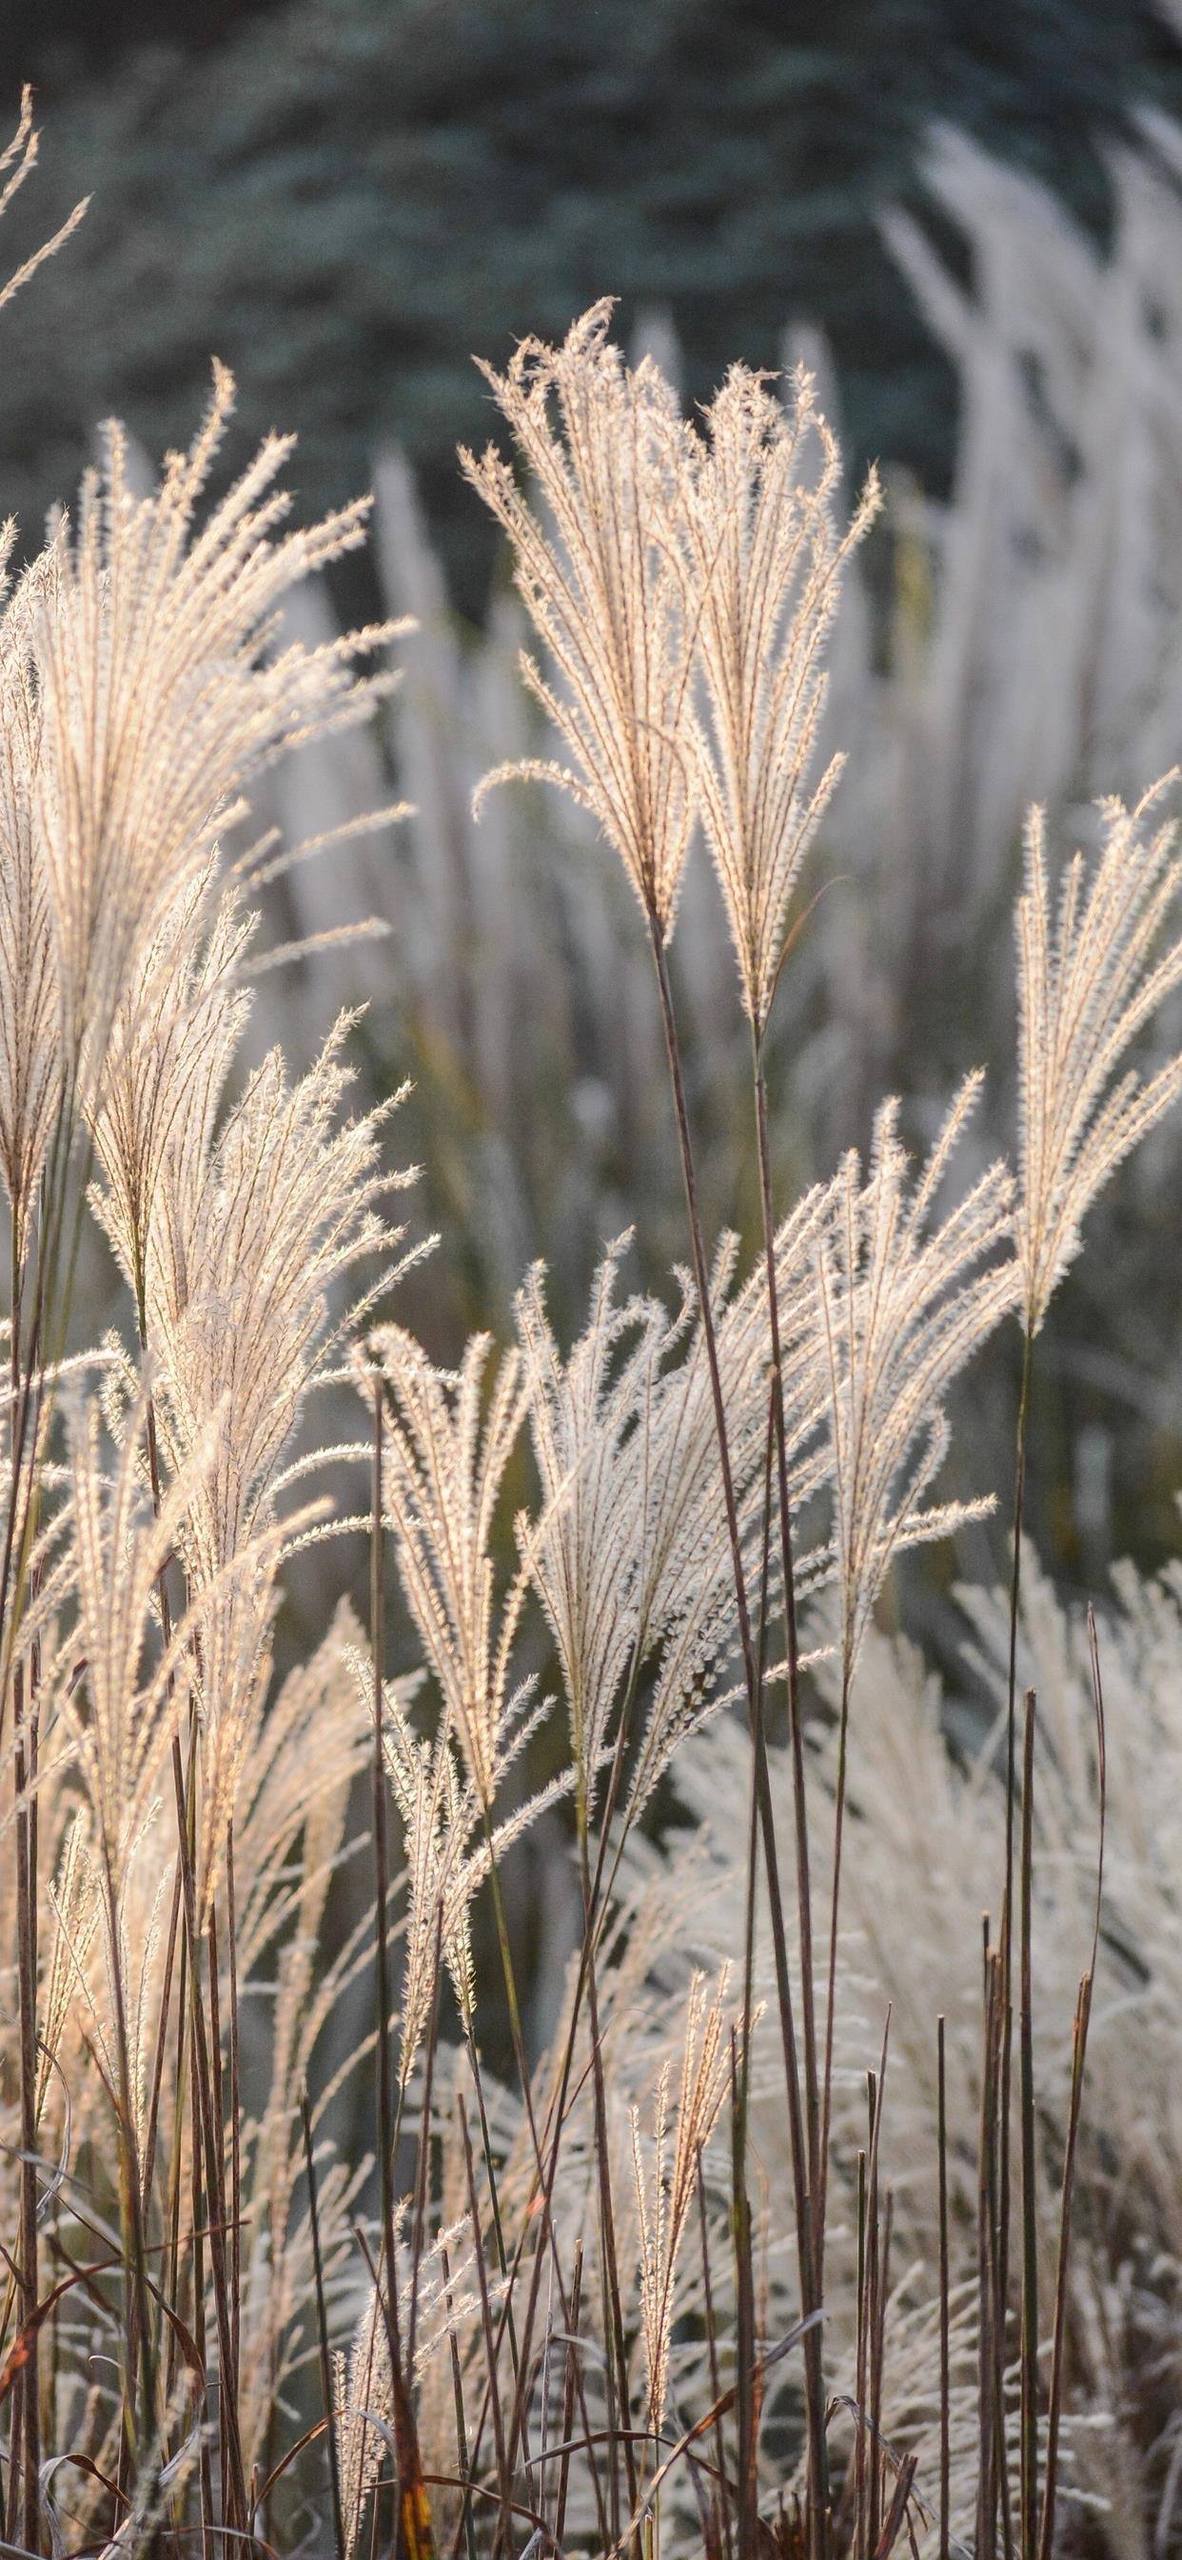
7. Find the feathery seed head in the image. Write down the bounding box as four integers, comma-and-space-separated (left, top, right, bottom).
631, 1964, 735, 2435
369, 1325, 533, 1810
0, 88, 88, 319
0, 546, 62, 1262
1016, 776, 1182, 1333
30, 363, 393, 1086
147, 1016, 404, 1568
680, 362, 881, 1039
462, 301, 699, 938
815, 1077, 1016, 1685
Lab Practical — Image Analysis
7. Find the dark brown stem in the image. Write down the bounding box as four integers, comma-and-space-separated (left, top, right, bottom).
1019, 1693, 1039, 2559
997, 1325, 1034, 2457
302, 2085, 346, 2560
170, 1730, 248, 2528
9, 1232, 40, 2555
817, 1661, 851, 2258
1037, 1618, 1106, 2560
937, 2016, 950, 2560
478, 1816, 606, 2556
975, 1948, 1002, 2560
440, 2242, 479, 2560
576, 1822, 637, 2537
753, 1048, 820, 2213
369, 1379, 401, 2490
647, 915, 824, 2554
226, 1829, 242, 2419
13, 1670, 41, 2553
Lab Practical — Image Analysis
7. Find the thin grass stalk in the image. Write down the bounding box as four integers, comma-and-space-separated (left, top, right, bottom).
869, 2189, 892, 2560
1, 1089, 99, 1899
538, 2262, 555, 2544
646, 917, 823, 2552
140, 1855, 182, 2230
732, 1382, 778, 2560
1, 1091, 90, 2551
458, 1862, 612, 2560
477, 1722, 624, 2537
996, 1320, 1034, 2539
1004, 1331, 1034, 1963
302, 2085, 346, 2560
457, 2094, 512, 2532
749, 1029, 837, 2550
0, 1082, 76, 1690
162, 1880, 191, 2414
369, 1378, 399, 2477
753, 1044, 820, 2219
574, 1832, 632, 2544
207, 1898, 228, 2504
100, 1833, 161, 2506
350, 2028, 412, 2560
367, 1382, 437, 2560
977, 1926, 1013, 2560
875, 2453, 917, 2560
937, 2016, 950, 2560
171, 1728, 247, 2529
1037, 1616, 1106, 2560
166, 1719, 203, 2371
138, 1380, 182, 2239
461, 2023, 523, 2389
444, 2216, 524, 2560
16, 1098, 161, 2543
696, 2152, 734, 2560
863, 2031, 889, 2560
189, 1982, 215, 2560
11, 1630, 40, 2555
358, 2214, 435, 2560
440, 2242, 479, 2560
137, 1362, 199, 2489
975, 1948, 1001, 2560
498, 1629, 656, 2441
226, 1829, 242, 2417
445, 2152, 607, 2560
1018, 1693, 1039, 2560
1036, 1975, 1090, 2560
476, 1644, 647, 2537
853, 2146, 868, 2560
555, 2241, 583, 2556
478, 1824, 605, 2544
817, 1661, 851, 2242
4, 1228, 27, 2549
728, 2030, 757, 2560
407, 1905, 444, 2391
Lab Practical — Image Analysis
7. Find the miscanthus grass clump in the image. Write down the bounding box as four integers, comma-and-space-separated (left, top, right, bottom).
2, 96, 1182, 2560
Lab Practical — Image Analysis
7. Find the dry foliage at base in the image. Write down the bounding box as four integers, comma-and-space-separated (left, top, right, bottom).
2, 92, 1182, 2560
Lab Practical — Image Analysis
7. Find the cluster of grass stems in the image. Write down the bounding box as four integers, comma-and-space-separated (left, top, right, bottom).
0, 93, 1180, 2560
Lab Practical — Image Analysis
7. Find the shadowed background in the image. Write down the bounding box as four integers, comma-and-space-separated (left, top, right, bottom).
6, 0, 1182, 602
7, 0, 1182, 1613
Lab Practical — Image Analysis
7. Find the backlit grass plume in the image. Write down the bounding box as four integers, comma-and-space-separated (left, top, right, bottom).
817, 1075, 1016, 1692
462, 300, 699, 939
677, 362, 880, 1041
1016, 777, 1182, 1334
5, 144, 1182, 2560
0, 544, 62, 1276
630, 1965, 734, 2440
30, 362, 393, 1087
369, 1325, 537, 1813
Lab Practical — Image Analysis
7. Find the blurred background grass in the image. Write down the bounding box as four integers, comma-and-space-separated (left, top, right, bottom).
6, 0, 1181, 603
8, 0, 1182, 1617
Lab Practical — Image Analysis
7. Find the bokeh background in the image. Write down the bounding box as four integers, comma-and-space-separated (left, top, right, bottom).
8, 0, 1182, 1628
